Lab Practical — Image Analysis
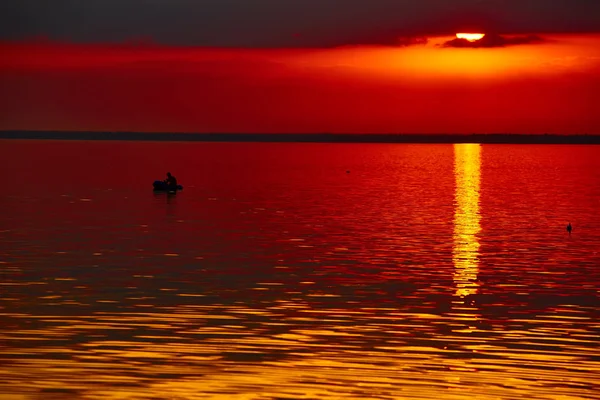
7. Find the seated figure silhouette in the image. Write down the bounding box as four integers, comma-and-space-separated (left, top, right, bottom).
164, 172, 178, 192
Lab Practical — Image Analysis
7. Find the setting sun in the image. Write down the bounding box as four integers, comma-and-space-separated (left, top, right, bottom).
456, 33, 486, 42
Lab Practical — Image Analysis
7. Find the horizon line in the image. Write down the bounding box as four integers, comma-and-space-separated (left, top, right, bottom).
1, 131, 599, 144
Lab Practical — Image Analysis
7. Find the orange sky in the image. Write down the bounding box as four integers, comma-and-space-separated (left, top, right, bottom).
1, 34, 599, 134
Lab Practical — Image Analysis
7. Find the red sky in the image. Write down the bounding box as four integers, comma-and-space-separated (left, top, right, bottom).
1, 34, 599, 134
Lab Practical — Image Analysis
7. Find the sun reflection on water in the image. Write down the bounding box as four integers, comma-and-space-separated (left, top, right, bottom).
453, 144, 481, 298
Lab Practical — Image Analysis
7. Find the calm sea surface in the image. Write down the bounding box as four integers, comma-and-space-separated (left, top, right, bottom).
0, 141, 599, 400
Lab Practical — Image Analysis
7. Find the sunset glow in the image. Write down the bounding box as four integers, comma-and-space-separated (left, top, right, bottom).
456, 33, 486, 42
0, 33, 599, 134
2, 1, 600, 399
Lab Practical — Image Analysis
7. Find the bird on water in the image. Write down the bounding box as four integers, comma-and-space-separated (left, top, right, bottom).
567, 222, 572, 235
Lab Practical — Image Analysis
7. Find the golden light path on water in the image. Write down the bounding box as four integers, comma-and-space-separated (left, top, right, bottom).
453, 144, 482, 299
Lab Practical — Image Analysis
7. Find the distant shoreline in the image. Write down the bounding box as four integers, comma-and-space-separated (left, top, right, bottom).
1, 131, 599, 144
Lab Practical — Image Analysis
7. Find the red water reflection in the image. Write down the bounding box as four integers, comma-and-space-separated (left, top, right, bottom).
0, 141, 599, 399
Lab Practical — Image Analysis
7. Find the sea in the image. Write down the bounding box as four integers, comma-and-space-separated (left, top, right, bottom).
0, 140, 599, 400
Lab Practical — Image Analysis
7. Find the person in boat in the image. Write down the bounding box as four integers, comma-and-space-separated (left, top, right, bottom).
567, 222, 572, 235
164, 172, 178, 191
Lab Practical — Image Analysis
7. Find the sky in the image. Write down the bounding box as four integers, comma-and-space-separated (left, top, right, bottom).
1, 0, 599, 134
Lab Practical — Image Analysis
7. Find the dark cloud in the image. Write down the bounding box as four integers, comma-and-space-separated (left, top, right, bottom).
442, 34, 546, 48
0, 0, 599, 47
333, 36, 428, 48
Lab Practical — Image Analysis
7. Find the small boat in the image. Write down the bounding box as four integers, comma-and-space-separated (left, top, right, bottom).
153, 180, 183, 192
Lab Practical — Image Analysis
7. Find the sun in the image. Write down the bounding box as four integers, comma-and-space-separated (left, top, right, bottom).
456, 33, 485, 42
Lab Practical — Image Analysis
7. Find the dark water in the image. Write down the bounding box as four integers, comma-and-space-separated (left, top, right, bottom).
1, 141, 599, 400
